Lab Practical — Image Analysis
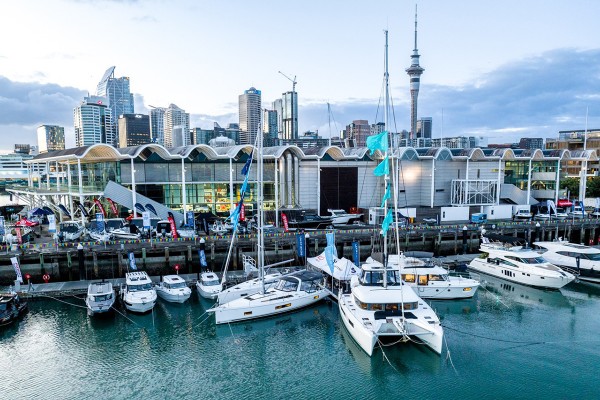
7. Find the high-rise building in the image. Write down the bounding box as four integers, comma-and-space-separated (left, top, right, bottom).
416, 117, 432, 139
73, 96, 113, 147
96, 66, 134, 146
345, 120, 371, 147
281, 91, 298, 140
405, 7, 424, 140
273, 99, 283, 139
149, 107, 165, 145
194, 122, 240, 146
163, 104, 190, 148
239, 87, 262, 145
518, 137, 544, 150
37, 125, 65, 153
118, 114, 151, 148
263, 109, 278, 146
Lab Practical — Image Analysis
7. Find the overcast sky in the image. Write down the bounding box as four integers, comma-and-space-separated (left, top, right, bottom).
1, 0, 599, 152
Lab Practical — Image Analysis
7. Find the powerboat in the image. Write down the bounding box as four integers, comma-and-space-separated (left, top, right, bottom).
534, 240, 600, 284
554, 208, 569, 220
338, 259, 444, 356
87, 229, 112, 242
287, 214, 334, 230
326, 209, 363, 226
120, 271, 157, 313
85, 281, 115, 316
534, 213, 551, 221
155, 275, 191, 303
59, 221, 85, 242
209, 220, 231, 235
567, 205, 586, 219
208, 270, 328, 324
111, 225, 141, 240
383, 254, 480, 299
468, 238, 575, 289
196, 272, 222, 299
0, 293, 27, 327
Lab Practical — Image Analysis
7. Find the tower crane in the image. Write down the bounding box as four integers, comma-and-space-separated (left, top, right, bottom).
278, 71, 297, 93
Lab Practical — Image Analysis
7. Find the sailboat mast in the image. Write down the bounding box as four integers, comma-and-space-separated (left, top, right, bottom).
258, 110, 265, 294
383, 29, 390, 289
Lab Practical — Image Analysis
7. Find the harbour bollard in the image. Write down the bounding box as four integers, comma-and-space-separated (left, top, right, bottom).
39, 253, 45, 275
67, 251, 72, 281
93, 251, 98, 278
165, 247, 170, 269
210, 242, 215, 270
77, 243, 85, 280
187, 245, 192, 272
462, 226, 468, 255
142, 248, 147, 269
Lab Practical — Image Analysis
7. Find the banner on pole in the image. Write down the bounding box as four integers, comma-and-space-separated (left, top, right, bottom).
128, 252, 137, 271
142, 211, 151, 229
186, 211, 195, 228
15, 228, 22, 244
0, 216, 6, 236
352, 240, 360, 267
95, 213, 105, 232
48, 214, 56, 233
296, 233, 306, 258
10, 257, 23, 283
281, 212, 289, 232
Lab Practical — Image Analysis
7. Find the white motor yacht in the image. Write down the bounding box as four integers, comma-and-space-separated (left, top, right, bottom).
567, 205, 586, 219
111, 225, 141, 240
196, 272, 222, 299
338, 260, 444, 356
208, 270, 328, 324
120, 271, 157, 313
468, 239, 575, 289
534, 240, 600, 284
88, 229, 112, 242
327, 209, 363, 226
85, 281, 115, 316
59, 222, 85, 242
155, 275, 192, 303
381, 254, 480, 299
555, 208, 569, 220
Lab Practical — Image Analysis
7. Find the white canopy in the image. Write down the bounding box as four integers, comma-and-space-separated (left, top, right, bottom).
307, 252, 361, 281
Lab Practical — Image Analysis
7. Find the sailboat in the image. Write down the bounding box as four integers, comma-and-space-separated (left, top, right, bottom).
338, 30, 444, 356
207, 116, 328, 324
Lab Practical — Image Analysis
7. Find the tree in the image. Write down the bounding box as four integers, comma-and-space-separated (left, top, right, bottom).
586, 176, 600, 198
560, 177, 579, 198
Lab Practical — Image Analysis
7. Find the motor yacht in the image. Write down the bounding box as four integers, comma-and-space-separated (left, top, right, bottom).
59, 221, 85, 242
208, 270, 328, 324
326, 209, 363, 226
381, 254, 480, 299
554, 208, 569, 220
468, 238, 575, 289
111, 225, 141, 240
0, 293, 27, 327
155, 275, 191, 303
567, 205, 586, 219
534, 240, 600, 284
338, 259, 444, 356
87, 229, 112, 242
120, 271, 157, 313
85, 281, 115, 316
287, 214, 334, 230
196, 272, 222, 299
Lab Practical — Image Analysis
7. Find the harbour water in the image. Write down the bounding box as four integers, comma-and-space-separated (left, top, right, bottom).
2, 278, 600, 399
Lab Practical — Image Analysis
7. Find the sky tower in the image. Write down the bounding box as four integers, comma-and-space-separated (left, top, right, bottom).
405, 5, 424, 141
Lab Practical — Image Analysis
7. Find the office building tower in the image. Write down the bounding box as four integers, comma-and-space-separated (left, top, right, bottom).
239, 87, 262, 145
281, 91, 298, 140
73, 96, 113, 147
149, 107, 165, 145
416, 117, 432, 139
118, 114, 151, 147
163, 104, 190, 148
405, 7, 424, 140
345, 120, 371, 147
263, 109, 278, 146
96, 66, 134, 146
273, 99, 283, 139
518, 137, 544, 150
37, 125, 65, 153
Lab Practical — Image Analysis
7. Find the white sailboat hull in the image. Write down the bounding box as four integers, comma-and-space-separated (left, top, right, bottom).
217, 273, 282, 304
411, 278, 479, 299
339, 295, 377, 356
468, 258, 572, 289
210, 288, 327, 324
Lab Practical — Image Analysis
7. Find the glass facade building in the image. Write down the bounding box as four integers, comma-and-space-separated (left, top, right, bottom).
96, 66, 134, 146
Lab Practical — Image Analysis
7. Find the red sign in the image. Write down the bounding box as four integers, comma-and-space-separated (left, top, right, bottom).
106, 198, 119, 216
15, 227, 22, 244
93, 198, 106, 217
281, 212, 289, 232
167, 213, 179, 239
240, 204, 245, 221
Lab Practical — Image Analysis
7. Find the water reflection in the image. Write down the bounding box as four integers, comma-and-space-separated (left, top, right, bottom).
478, 274, 571, 309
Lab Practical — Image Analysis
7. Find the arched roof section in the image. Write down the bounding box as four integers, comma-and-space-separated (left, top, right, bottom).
570, 149, 598, 161
543, 149, 570, 159
395, 147, 419, 161
340, 147, 366, 159
173, 144, 220, 160
491, 148, 516, 160
435, 147, 453, 160
79, 143, 123, 161
119, 143, 172, 161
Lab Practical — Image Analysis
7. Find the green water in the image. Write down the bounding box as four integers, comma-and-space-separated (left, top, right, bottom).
2, 278, 600, 400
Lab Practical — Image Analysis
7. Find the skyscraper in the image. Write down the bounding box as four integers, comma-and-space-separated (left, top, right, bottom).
163, 104, 190, 148
416, 117, 432, 139
73, 96, 113, 147
239, 87, 262, 145
345, 120, 371, 147
273, 99, 283, 139
281, 91, 298, 140
37, 125, 65, 153
118, 114, 151, 147
149, 107, 165, 145
263, 109, 278, 146
405, 6, 424, 140
96, 66, 134, 146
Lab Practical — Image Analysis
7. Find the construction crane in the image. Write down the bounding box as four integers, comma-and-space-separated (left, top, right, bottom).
278, 71, 297, 93
278, 71, 298, 139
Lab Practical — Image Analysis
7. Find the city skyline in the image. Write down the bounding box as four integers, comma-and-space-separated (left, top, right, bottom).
1, 0, 600, 152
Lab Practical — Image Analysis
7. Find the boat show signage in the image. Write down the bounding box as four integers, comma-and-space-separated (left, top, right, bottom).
96, 213, 105, 232
106, 198, 119, 216
186, 211, 195, 228
48, 214, 56, 233
0, 216, 5, 235
93, 198, 106, 217
296, 233, 306, 257
142, 212, 151, 229
15, 228, 22, 244
10, 257, 23, 283
281, 213, 289, 232
352, 240, 360, 266
128, 252, 137, 271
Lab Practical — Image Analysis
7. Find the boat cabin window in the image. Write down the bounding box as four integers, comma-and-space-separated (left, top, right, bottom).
128, 283, 152, 292
510, 256, 545, 264
499, 259, 518, 268
402, 274, 416, 283
418, 275, 428, 285
354, 297, 418, 311
106, 220, 124, 230
276, 279, 299, 292
202, 279, 220, 286
583, 253, 600, 261
557, 251, 600, 261
300, 280, 318, 293
428, 274, 447, 281
168, 282, 187, 289
91, 293, 112, 302
361, 270, 401, 286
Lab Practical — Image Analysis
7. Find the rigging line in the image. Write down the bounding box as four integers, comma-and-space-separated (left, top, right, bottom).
377, 339, 400, 373
443, 332, 459, 375
442, 324, 545, 345
111, 305, 146, 328
388, 89, 410, 212
478, 283, 511, 309
30, 293, 88, 310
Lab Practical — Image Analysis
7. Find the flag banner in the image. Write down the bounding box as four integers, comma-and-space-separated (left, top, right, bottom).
366, 130, 388, 155
167, 212, 179, 239
134, 203, 146, 214
352, 240, 360, 267
0, 216, 5, 236
373, 156, 389, 177
241, 151, 253, 176
142, 211, 151, 229
145, 204, 158, 216
93, 198, 106, 217
76, 202, 89, 217
57, 204, 71, 218
381, 183, 391, 208
198, 250, 207, 268
16, 228, 22, 244
128, 252, 137, 271
296, 233, 306, 257
325, 232, 336, 274
10, 257, 23, 283
95, 212, 105, 232
48, 214, 56, 233
240, 204, 245, 221
106, 198, 119, 216
281, 213, 289, 232
186, 211, 195, 228
381, 209, 394, 236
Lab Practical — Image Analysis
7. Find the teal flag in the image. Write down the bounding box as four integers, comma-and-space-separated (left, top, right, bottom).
381, 209, 394, 236
373, 156, 389, 177
380, 183, 391, 208
366, 131, 388, 155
